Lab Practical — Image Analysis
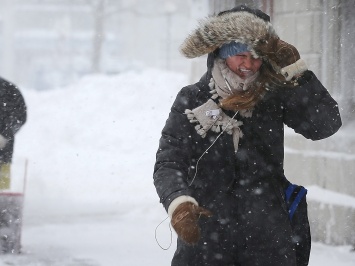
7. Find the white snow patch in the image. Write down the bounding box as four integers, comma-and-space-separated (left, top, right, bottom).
307, 186, 355, 208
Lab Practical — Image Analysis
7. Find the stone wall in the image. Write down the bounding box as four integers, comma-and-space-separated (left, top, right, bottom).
273, 0, 355, 246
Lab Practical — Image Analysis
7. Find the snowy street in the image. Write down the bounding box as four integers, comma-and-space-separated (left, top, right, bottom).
0, 69, 354, 265
1, 204, 355, 265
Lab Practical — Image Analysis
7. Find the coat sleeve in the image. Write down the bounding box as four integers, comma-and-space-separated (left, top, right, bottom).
153, 86, 197, 211
0, 79, 27, 139
281, 71, 342, 140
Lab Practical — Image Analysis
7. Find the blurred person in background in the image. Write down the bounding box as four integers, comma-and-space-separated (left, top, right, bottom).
153, 5, 341, 266
0, 77, 27, 190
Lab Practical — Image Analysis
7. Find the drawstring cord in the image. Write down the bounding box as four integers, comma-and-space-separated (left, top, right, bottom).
188, 110, 238, 187
155, 216, 173, 250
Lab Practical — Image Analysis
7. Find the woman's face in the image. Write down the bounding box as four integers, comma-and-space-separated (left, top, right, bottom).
225, 52, 262, 79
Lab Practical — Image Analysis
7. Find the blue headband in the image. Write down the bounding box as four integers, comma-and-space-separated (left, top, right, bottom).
218, 41, 249, 59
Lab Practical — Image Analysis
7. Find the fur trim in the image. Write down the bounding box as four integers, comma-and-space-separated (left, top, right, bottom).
180, 11, 278, 58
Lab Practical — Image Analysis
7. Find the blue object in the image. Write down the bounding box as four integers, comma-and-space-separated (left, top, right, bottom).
218, 41, 249, 59
285, 184, 307, 220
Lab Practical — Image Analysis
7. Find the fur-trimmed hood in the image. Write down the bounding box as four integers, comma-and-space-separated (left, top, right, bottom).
180, 6, 278, 59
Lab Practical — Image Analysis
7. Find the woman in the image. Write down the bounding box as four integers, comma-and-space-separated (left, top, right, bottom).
153, 5, 341, 266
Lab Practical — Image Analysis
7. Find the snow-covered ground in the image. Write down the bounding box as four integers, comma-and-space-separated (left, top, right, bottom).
1, 69, 354, 265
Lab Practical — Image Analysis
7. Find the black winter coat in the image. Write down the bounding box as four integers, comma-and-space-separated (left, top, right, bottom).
0, 77, 27, 163
154, 70, 341, 212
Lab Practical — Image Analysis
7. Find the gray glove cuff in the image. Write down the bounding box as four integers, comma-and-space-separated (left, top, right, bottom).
280, 59, 308, 81
168, 196, 198, 219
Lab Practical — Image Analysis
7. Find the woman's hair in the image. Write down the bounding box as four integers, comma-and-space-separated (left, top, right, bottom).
219, 84, 265, 111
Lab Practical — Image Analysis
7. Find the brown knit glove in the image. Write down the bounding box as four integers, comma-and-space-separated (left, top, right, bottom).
171, 202, 212, 245
255, 36, 307, 86
255, 36, 300, 68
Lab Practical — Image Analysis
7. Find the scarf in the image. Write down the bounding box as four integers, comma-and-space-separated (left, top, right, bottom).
185, 59, 259, 152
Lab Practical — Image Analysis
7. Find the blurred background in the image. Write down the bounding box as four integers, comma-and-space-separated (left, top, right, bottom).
0, 0, 354, 258
0, 0, 208, 91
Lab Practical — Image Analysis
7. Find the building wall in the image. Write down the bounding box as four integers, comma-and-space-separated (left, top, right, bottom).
273, 0, 355, 246
269, 0, 354, 191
